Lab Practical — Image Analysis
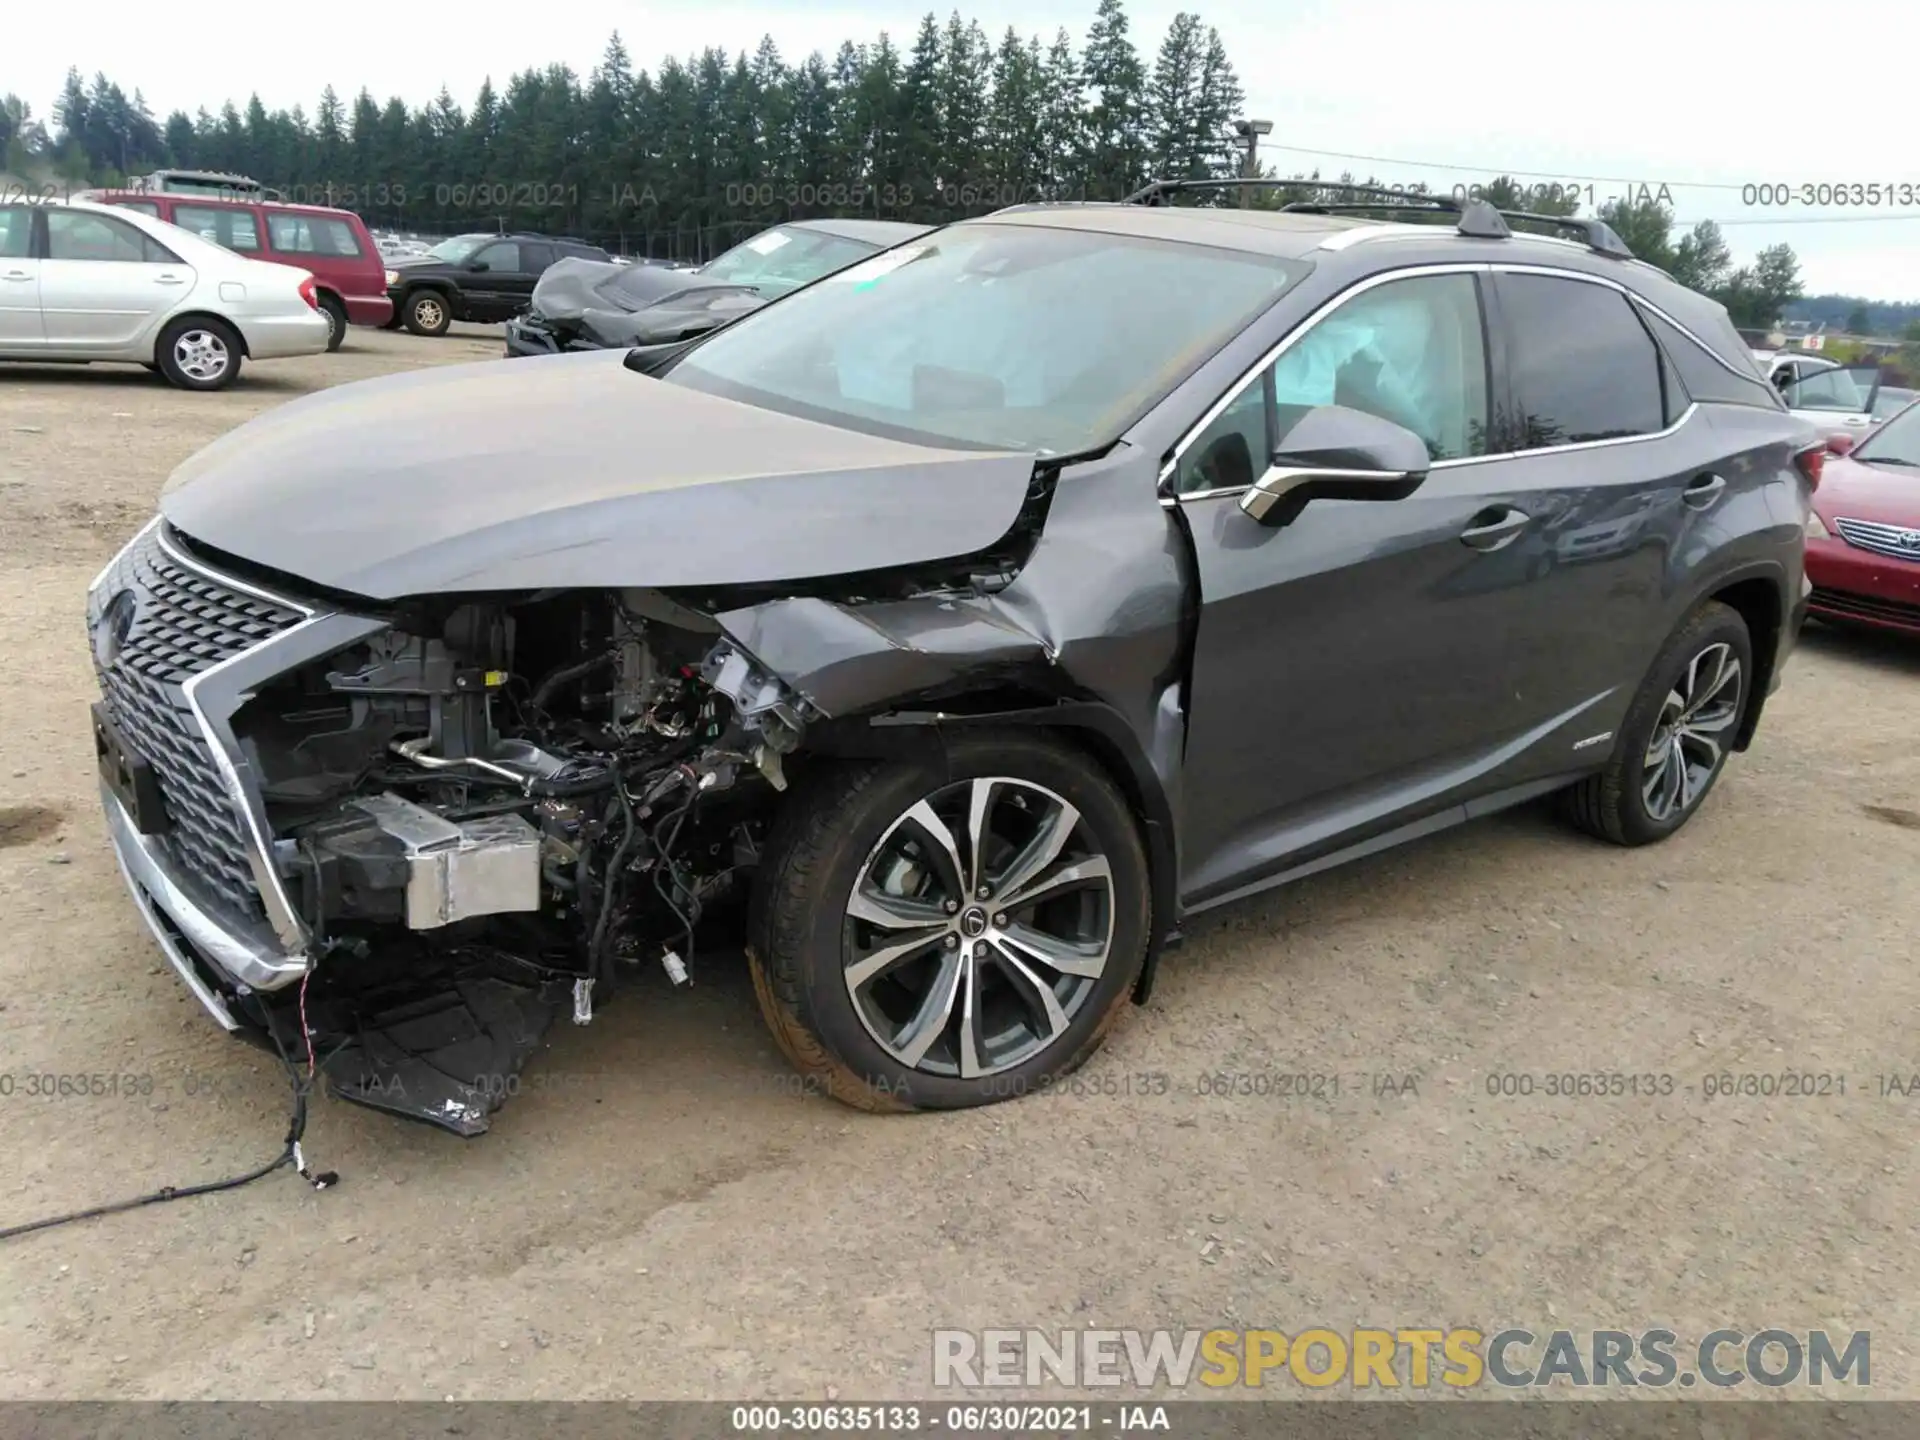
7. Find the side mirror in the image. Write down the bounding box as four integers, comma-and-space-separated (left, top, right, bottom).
1239, 405, 1432, 527
1826, 432, 1856, 455
466, 259, 490, 272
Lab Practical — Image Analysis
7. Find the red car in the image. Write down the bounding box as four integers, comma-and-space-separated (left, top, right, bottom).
1805, 395, 1920, 636
85, 190, 391, 350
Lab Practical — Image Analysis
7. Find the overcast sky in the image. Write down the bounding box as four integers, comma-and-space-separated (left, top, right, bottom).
13, 0, 1917, 299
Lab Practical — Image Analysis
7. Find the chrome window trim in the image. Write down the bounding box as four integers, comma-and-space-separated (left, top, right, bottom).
1160, 260, 1712, 501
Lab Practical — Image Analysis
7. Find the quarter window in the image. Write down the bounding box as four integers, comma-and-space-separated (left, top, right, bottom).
173, 204, 261, 252
1174, 272, 1490, 495
110, 200, 162, 218
46, 211, 173, 263
1636, 304, 1779, 410
267, 213, 364, 258
1499, 274, 1665, 447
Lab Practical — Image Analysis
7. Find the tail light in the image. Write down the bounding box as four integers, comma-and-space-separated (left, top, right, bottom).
297, 275, 319, 311
1793, 442, 1825, 491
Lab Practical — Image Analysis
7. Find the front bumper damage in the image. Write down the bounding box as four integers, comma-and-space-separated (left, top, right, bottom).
88, 521, 582, 1135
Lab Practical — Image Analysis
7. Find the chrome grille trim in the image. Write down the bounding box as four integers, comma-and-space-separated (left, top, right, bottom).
90, 521, 334, 973
1834, 517, 1920, 564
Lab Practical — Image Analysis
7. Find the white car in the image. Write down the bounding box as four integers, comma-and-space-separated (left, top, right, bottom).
0, 198, 331, 391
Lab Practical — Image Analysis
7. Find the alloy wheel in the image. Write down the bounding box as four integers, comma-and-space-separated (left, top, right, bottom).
413, 297, 444, 330
843, 777, 1115, 1079
1642, 641, 1743, 822
173, 330, 230, 384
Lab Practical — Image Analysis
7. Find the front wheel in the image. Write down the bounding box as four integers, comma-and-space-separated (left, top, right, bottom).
748, 732, 1151, 1112
402, 289, 451, 337
1563, 600, 1752, 846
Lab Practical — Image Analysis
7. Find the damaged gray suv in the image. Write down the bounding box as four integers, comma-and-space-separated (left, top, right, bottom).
87, 184, 1817, 1132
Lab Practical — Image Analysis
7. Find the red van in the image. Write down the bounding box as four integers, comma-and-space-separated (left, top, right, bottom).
87, 191, 392, 349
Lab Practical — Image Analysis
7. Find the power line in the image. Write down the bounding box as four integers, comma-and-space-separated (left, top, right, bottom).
1254, 140, 1752, 190
1679, 214, 1920, 226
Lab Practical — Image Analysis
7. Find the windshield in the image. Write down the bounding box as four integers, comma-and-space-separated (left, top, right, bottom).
1855, 397, 1920, 467
1782, 365, 1877, 412
666, 222, 1308, 454
426, 235, 491, 263
700, 226, 879, 298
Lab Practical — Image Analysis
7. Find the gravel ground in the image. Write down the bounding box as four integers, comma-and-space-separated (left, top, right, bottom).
0, 327, 1916, 1402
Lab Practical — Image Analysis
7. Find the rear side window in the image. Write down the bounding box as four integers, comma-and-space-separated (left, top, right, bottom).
0, 207, 30, 259
267, 213, 364, 258
111, 200, 162, 218
1636, 304, 1782, 410
46, 210, 175, 263
1498, 274, 1665, 447
173, 204, 261, 253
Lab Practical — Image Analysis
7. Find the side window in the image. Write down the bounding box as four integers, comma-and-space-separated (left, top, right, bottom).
520, 242, 554, 274
266, 214, 362, 258
472, 241, 520, 272
1500, 274, 1665, 447
46, 210, 172, 263
0, 206, 30, 260
110, 200, 162, 219
1636, 304, 1780, 410
174, 204, 261, 253
1174, 273, 1490, 494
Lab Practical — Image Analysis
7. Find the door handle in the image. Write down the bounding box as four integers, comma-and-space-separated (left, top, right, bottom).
1, 270, 31, 282
154, 274, 187, 286
1683, 473, 1727, 510
1460, 506, 1530, 551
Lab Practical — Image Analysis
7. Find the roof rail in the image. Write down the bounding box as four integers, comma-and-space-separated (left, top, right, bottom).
1123, 176, 1634, 259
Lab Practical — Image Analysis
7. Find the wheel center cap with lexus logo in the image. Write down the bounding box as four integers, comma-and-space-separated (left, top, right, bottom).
93, 589, 137, 669
959, 907, 989, 939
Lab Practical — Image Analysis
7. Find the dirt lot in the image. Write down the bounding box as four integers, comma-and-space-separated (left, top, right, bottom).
0, 327, 1916, 1402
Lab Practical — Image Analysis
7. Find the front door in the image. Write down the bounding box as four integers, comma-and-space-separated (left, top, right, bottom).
464, 240, 536, 321
0, 206, 42, 350
38, 209, 191, 349
1173, 268, 1540, 905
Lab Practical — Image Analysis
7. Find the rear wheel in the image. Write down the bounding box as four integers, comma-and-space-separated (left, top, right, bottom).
1563, 601, 1752, 846
403, 289, 451, 337
155, 317, 243, 391
317, 294, 348, 351
748, 732, 1151, 1112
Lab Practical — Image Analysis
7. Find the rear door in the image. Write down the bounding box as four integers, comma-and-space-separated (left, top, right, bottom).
0, 205, 42, 350
38, 209, 192, 350
1174, 267, 1530, 903
1472, 267, 1725, 786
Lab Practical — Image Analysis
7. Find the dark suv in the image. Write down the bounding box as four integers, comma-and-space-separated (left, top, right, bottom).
383, 232, 611, 334
86, 186, 1816, 1134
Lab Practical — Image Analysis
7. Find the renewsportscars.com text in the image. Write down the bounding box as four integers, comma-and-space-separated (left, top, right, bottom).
932, 1327, 1871, 1389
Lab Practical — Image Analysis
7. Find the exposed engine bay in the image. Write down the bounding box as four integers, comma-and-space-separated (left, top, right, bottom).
238, 588, 812, 1133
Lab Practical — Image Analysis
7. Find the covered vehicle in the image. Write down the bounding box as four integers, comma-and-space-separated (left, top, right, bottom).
503, 218, 929, 356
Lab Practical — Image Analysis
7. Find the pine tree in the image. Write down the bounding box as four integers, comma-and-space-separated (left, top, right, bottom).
1082, 0, 1148, 201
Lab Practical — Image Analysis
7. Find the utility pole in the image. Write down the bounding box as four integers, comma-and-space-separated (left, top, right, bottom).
1232, 118, 1272, 207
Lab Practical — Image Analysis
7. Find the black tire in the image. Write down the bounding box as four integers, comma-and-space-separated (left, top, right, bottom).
154, 316, 243, 391
402, 288, 452, 337
318, 294, 348, 352
1563, 600, 1752, 846
748, 730, 1151, 1113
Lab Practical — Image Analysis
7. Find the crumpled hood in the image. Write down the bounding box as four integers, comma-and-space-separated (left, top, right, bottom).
159, 349, 1038, 600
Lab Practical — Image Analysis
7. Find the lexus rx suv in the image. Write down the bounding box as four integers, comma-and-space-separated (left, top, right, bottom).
85, 189, 1816, 1133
